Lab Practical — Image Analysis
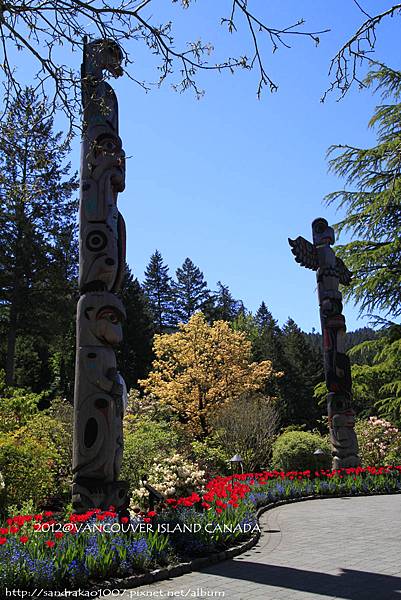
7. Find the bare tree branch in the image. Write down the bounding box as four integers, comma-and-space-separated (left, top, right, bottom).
0, 1, 329, 135
323, 2, 401, 102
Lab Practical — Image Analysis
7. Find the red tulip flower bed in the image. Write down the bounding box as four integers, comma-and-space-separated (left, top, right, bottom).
164, 464, 401, 513
0, 465, 400, 591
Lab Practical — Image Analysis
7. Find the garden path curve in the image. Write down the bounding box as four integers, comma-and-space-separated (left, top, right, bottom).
110, 495, 401, 600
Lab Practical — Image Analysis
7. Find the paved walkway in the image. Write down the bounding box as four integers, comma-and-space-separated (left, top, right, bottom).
111, 495, 401, 600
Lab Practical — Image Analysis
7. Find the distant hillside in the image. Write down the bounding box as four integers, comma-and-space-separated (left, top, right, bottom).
304, 327, 380, 354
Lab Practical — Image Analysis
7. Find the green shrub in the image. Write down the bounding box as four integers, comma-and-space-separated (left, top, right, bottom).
385, 447, 401, 466
6, 498, 36, 520
26, 413, 73, 499
0, 383, 74, 510
0, 394, 73, 510
0, 386, 45, 433
0, 431, 58, 510
271, 430, 331, 472
212, 394, 280, 472
191, 437, 230, 476
121, 416, 180, 490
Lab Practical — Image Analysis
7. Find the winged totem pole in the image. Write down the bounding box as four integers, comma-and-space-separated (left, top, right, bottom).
72, 38, 130, 513
289, 218, 360, 468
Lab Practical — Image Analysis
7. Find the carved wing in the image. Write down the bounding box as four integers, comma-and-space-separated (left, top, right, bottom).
288, 236, 318, 271
336, 256, 352, 286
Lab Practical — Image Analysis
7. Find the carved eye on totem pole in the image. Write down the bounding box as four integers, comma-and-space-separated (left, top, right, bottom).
92, 39, 123, 78
87, 132, 126, 190
80, 223, 118, 292
94, 134, 119, 157
78, 292, 126, 346
105, 42, 124, 77
94, 305, 125, 346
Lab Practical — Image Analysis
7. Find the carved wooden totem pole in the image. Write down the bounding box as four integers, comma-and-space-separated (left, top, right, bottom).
289, 218, 360, 468
72, 38, 129, 512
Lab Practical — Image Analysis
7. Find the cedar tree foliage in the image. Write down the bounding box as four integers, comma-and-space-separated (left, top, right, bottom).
326, 66, 401, 320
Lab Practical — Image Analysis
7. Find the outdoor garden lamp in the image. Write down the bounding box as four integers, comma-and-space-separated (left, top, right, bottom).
229, 454, 244, 475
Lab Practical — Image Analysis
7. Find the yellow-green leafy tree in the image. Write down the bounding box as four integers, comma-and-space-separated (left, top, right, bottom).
139, 312, 281, 437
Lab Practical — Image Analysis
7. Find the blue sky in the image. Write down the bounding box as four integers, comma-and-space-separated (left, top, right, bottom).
9, 1, 401, 331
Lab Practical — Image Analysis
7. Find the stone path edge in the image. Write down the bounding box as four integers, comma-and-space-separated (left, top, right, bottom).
91, 489, 401, 592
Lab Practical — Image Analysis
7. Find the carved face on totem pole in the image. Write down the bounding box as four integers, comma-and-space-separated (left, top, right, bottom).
79, 123, 126, 293
312, 218, 335, 247
74, 292, 126, 483
84, 39, 124, 80
328, 393, 359, 467
78, 292, 126, 347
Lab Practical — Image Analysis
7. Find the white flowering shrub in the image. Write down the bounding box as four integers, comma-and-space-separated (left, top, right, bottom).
130, 453, 206, 509
355, 417, 401, 466
0, 471, 5, 513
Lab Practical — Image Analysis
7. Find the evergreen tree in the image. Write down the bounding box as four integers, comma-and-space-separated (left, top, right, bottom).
231, 311, 259, 345
281, 318, 324, 427
315, 324, 401, 426
205, 281, 244, 322
0, 87, 78, 387
255, 301, 273, 329
173, 258, 210, 323
251, 303, 324, 429
253, 302, 283, 365
143, 250, 175, 333
118, 266, 154, 391
251, 302, 287, 414
326, 66, 401, 320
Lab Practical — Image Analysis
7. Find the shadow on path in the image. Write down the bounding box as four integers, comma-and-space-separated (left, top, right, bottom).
199, 561, 401, 599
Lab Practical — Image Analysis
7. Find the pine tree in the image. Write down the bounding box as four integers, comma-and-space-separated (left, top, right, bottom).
231, 311, 259, 345
251, 304, 324, 428
281, 318, 324, 427
251, 302, 287, 416
253, 302, 283, 364
117, 265, 154, 391
0, 87, 78, 387
205, 281, 244, 322
173, 258, 210, 323
143, 250, 175, 333
255, 301, 273, 330
326, 66, 401, 320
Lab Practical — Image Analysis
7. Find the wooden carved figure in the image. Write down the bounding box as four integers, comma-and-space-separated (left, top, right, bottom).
289, 218, 360, 468
72, 38, 129, 512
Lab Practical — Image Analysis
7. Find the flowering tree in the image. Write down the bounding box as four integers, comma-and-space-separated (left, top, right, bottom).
139, 312, 280, 437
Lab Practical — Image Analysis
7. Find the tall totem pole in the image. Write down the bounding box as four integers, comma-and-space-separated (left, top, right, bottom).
289, 218, 360, 468
72, 38, 129, 512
